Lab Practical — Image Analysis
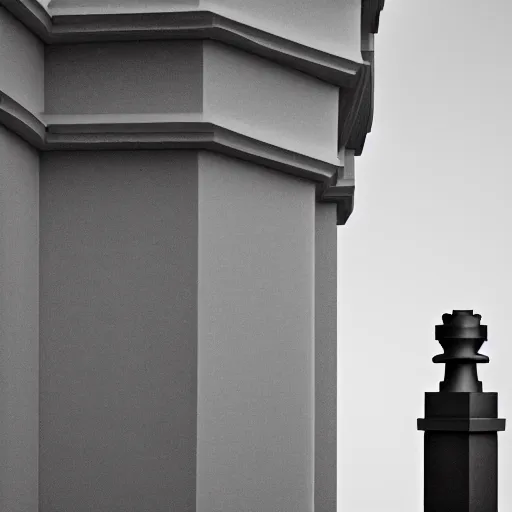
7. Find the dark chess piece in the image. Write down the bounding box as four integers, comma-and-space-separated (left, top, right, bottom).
433, 310, 489, 392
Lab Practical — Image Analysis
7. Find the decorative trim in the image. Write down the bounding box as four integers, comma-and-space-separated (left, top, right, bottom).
0, 0, 362, 88
44, 113, 207, 133
49, 0, 201, 14
347, 50, 373, 156
48, 12, 360, 86
417, 418, 506, 432
0, 91, 45, 149
318, 149, 355, 225
0, 94, 353, 224
0, 0, 369, 225
0, 0, 52, 40
0, 96, 340, 185
362, 0, 385, 35
46, 115, 352, 224
45, 115, 338, 183
351, 0, 385, 155
322, 177, 355, 226
338, 62, 370, 153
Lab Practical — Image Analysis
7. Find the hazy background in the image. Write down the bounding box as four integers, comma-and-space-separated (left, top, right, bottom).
339, 1, 512, 511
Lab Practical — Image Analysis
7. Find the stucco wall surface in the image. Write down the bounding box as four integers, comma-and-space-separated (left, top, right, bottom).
0, 7, 44, 115
203, 41, 339, 163
45, 42, 203, 115
39, 150, 199, 512
197, 151, 316, 512
315, 202, 338, 512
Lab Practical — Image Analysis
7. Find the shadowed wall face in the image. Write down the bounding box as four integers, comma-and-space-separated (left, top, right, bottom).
44, 41, 203, 115
39, 150, 199, 512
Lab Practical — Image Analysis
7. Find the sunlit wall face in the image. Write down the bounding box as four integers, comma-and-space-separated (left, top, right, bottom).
339, 1, 512, 511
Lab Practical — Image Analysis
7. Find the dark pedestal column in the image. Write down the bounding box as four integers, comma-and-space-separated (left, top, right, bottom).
418, 310, 506, 512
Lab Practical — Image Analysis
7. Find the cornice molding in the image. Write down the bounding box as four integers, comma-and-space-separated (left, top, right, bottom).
320, 176, 355, 226
0, 91, 45, 149
362, 0, 385, 35
52, 11, 360, 87
0, 92, 352, 224
48, 0, 200, 14
45, 114, 338, 184
0, 94, 337, 181
0, 0, 374, 225
318, 149, 355, 225
0, 0, 51, 38
0, 0, 362, 88
346, 50, 373, 156
338, 62, 370, 153
336, 0, 385, 157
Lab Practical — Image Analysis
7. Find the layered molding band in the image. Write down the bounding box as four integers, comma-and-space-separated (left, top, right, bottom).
0, 0, 361, 88
0, 92, 46, 149
319, 149, 355, 224
0, 0, 384, 163
0, 91, 355, 224
0, 0, 370, 224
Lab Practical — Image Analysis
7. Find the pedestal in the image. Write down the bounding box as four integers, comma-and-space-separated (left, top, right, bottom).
419, 392, 505, 512
418, 311, 506, 512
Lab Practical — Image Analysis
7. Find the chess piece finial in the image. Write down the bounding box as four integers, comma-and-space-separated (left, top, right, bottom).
433, 310, 489, 392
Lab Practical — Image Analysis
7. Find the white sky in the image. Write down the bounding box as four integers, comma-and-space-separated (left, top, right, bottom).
339, 1, 512, 511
